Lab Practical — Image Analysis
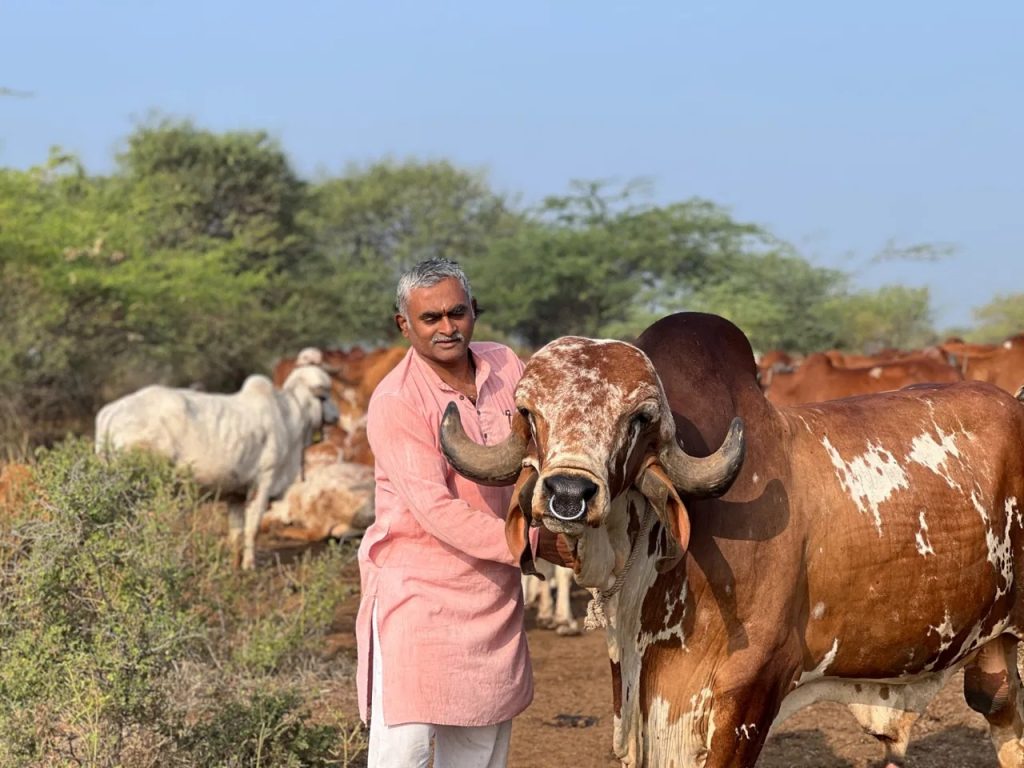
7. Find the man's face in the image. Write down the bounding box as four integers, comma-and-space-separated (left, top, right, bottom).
396, 277, 476, 369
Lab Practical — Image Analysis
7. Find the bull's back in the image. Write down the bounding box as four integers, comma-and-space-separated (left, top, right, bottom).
785, 382, 1024, 676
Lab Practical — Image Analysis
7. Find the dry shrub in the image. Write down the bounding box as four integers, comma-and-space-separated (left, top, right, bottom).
0, 439, 367, 767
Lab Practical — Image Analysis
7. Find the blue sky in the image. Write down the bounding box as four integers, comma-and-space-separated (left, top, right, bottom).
2, 0, 1021, 330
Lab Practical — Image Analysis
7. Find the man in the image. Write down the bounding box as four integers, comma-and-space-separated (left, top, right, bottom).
355, 258, 552, 768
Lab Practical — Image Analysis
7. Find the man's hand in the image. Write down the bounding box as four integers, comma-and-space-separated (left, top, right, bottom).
534, 527, 578, 570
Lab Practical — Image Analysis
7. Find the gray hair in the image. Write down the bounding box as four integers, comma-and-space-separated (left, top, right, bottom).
395, 258, 473, 319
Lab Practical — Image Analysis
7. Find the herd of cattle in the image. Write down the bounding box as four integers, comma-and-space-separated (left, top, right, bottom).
55, 319, 1024, 766
759, 334, 1024, 404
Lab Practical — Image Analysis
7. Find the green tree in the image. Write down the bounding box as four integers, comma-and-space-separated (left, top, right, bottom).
0, 132, 312, 449
970, 293, 1024, 342
829, 285, 936, 352
118, 117, 307, 272
114, 118, 326, 383
687, 252, 848, 353
0, 154, 146, 446
473, 182, 836, 349
302, 159, 513, 341
475, 220, 642, 347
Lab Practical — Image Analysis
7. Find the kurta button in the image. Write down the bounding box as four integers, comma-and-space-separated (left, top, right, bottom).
459, 395, 465, 400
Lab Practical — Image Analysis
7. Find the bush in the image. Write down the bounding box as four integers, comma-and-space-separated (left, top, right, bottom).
171, 689, 341, 768
0, 439, 366, 767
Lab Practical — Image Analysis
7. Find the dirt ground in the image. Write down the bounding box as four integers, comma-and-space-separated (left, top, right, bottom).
320, 551, 999, 768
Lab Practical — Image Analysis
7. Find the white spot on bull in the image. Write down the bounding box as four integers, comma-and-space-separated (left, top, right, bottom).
908, 426, 963, 489
623, 419, 643, 468
637, 581, 688, 654
735, 723, 758, 740
943, 619, 1008, 672
986, 497, 1015, 598
812, 602, 826, 620
964, 491, 1016, 600
822, 437, 909, 533
869, 366, 883, 379
797, 639, 840, 685
752, 472, 760, 485
915, 510, 935, 556
971, 488, 990, 523
644, 691, 714, 766
928, 610, 956, 660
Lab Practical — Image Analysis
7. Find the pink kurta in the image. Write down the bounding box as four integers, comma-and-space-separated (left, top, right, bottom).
356, 342, 532, 727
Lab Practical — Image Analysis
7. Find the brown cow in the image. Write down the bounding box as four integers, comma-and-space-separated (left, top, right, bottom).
824, 347, 953, 369
823, 348, 905, 368
754, 350, 796, 390
962, 344, 1024, 396
765, 351, 962, 405
941, 337, 1000, 361
442, 312, 1024, 768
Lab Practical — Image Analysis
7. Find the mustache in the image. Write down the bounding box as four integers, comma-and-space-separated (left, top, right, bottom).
432, 332, 465, 344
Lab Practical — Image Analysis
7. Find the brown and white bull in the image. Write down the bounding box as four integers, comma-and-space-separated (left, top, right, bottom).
440, 312, 1024, 768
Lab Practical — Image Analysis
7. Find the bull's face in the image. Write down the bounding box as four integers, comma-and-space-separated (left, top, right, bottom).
515, 338, 666, 532
441, 337, 745, 586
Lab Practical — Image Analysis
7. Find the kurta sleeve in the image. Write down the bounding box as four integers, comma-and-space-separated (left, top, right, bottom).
368, 393, 518, 566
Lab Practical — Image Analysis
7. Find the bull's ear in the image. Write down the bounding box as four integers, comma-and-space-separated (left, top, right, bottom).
506, 467, 543, 579
637, 460, 689, 573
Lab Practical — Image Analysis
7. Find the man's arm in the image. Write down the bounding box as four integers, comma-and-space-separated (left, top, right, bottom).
369, 393, 518, 565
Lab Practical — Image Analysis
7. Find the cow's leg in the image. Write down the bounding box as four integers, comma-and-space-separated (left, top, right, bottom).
847, 702, 919, 767
702, 686, 778, 768
529, 560, 557, 628
522, 572, 546, 627
227, 502, 244, 569
241, 484, 271, 570
521, 573, 536, 607
553, 565, 580, 636
535, 577, 556, 628
965, 635, 1024, 767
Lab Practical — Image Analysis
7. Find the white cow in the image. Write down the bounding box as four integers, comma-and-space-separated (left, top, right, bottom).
522, 561, 580, 636
95, 365, 338, 569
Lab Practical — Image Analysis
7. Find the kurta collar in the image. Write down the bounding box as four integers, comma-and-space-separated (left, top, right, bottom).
410, 344, 494, 398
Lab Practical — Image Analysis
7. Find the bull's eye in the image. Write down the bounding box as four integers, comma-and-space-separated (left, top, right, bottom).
517, 406, 530, 418
631, 412, 652, 428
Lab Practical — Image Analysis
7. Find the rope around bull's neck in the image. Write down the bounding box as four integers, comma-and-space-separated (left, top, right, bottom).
583, 508, 658, 631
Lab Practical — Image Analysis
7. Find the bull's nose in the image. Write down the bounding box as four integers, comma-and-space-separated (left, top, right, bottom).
543, 475, 598, 521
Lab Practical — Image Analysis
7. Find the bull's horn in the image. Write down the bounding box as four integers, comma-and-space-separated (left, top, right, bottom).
662, 417, 745, 498
440, 401, 528, 486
